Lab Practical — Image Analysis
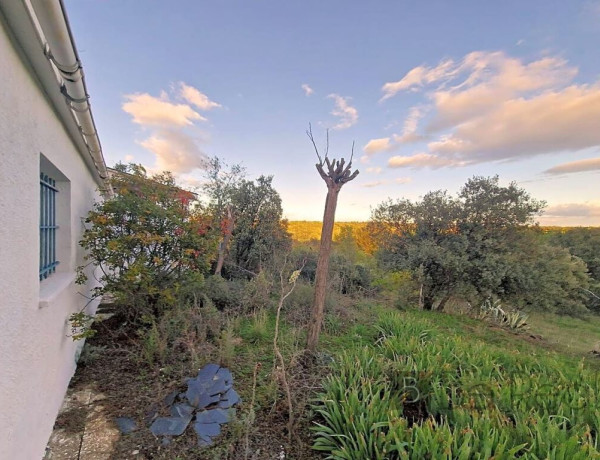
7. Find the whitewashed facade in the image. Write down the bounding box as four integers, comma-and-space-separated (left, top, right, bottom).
0, 1, 107, 458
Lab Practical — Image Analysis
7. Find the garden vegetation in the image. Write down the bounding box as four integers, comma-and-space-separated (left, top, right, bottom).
70, 159, 600, 458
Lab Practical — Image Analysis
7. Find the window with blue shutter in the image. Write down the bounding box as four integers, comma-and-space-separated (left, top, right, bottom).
40, 173, 59, 279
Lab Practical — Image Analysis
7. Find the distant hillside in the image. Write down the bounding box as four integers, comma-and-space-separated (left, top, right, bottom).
287, 221, 368, 242
286, 221, 595, 243
539, 226, 600, 233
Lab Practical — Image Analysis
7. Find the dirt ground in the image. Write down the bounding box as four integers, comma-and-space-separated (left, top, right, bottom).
46, 316, 325, 460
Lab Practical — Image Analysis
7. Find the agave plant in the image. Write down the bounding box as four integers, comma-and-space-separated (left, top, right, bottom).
477, 298, 529, 331
501, 310, 529, 330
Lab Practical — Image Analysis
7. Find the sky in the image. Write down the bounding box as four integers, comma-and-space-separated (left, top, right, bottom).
65, 0, 600, 225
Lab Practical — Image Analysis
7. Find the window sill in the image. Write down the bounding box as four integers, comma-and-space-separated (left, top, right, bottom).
39, 272, 76, 309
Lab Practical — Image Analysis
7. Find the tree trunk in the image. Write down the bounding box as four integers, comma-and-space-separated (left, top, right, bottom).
214, 206, 234, 276
423, 292, 434, 311
306, 187, 339, 353
437, 293, 452, 312
304, 124, 359, 353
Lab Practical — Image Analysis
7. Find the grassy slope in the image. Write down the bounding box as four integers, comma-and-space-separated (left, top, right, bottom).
313, 308, 600, 459
72, 299, 600, 459
368, 308, 600, 370
527, 312, 600, 356
244, 303, 600, 457
194, 306, 600, 457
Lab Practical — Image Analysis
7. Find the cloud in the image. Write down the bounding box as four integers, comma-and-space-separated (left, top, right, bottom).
328, 93, 358, 130
388, 152, 464, 169
426, 53, 577, 132
364, 106, 425, 155
545, 157, 600, 175
539, 202, 600, 226
364, 137, 394, 155
123, 84, 219, 174
375, 51, 600, 169
382, 52, 575, 102
139, 129, 208, 174
544, 202, 600, 218
427, 85, 600, 162
301, 84, 314, 96
381, 58, 456, 100
122, 92, 205, 126
366, 167, 382, 174
361, 177, 412, 188
178, 82, 221, 111
360, 155, 370, 164
363, 180, 388, 188
124, 154, 135, 162
399, 106, 424, 139
176, 175, 206, 190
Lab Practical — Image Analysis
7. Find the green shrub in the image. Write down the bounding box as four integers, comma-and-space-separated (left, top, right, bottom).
242, 272, 273, 312
289, 244, 318, 283
328, 253, 373, 296
217, 320, 237, 366
476, 298, 530, 331
202, 275, 245, 312
312, 348, 403, 459
373, 270, 420, 309
323, 313, 343, 336
77, 164, 217, 325
136, 301, 224, 366
138, 321, 167, 366
283, 281, 314, 326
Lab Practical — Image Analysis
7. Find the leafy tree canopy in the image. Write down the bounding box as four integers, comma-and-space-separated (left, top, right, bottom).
546, 227, 600, 311
228, 175, 291, 276
371, 176, 590, 314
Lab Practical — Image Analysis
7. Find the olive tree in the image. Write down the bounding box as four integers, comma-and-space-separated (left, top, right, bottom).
371, 176, 591, 314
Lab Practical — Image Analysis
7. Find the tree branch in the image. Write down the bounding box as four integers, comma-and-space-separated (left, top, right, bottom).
306, 123, 323, 164
315, 163, 330, 182
273, 259, 305, 443
582, 287, 600, 301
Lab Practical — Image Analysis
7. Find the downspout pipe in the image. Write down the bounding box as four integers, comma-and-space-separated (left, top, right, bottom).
28, 0, 109, 184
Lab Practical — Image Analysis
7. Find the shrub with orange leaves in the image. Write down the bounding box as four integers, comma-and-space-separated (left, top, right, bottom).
77, 163, 219, 324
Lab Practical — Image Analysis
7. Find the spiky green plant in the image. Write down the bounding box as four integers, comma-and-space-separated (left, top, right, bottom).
312, 311, 600, 459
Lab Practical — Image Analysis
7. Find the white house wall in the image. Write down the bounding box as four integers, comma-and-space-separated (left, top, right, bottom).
0, 15, 102, 460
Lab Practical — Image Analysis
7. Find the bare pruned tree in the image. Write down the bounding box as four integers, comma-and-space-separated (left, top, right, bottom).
305, 123, 359, 353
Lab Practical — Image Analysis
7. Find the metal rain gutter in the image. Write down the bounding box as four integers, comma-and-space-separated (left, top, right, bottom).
26, 0, 109, 184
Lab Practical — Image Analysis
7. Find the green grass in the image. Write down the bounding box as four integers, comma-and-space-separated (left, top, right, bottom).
395, 309, 600, 371
528, 312, 600, 356
204, 298, 600, 458
226, 299, 386, 415
312, 310, 600, 459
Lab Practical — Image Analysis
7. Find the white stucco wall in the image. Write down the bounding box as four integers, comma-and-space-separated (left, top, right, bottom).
0, 15, 103, 460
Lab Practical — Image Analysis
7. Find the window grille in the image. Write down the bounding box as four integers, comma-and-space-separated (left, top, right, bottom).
40, 173, 59, 279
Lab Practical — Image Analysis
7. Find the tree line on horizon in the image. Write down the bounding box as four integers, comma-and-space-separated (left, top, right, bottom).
286, 220, 599, 243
